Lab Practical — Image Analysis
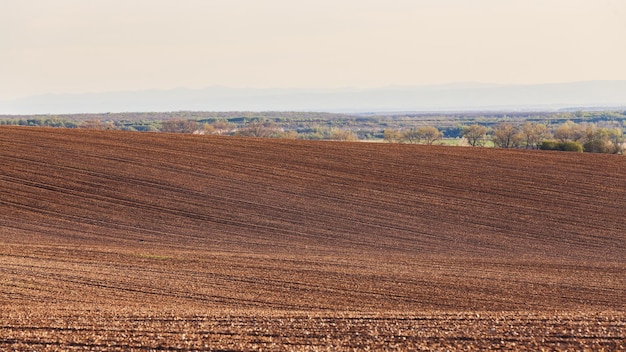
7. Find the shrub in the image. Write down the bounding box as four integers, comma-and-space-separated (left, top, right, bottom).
558, 141, 583, 152
539, 140, 583, 152
539, 141, 559, 150
583, 140, 611, 153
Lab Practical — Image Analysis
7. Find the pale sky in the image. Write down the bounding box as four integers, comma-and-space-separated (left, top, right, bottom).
1, 0, 625, 100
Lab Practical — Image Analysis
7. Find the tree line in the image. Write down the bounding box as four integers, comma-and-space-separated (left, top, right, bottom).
380, 121, 623, 153
1, 111, 625, 153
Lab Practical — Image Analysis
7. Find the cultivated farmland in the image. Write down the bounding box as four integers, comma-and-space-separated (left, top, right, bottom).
0, 126, 625, 350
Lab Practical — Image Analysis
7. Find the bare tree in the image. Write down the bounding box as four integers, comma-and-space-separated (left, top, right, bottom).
584, 127, 624, 154
401, 129, 421, 144
554, 121, 588, 143
462, 124, 488, 147
236, 121, 282, 138
383, 129, 403, 143
417, 126, 443, 145
211, 120, 235, 135
492, 123, 523, 148
160, 119, 199, 133
330, 129, 358, 141
607, 128, 624, 154
520, 122, 550, 149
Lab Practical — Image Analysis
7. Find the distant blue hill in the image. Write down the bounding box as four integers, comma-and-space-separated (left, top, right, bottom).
2, 81, 626, 115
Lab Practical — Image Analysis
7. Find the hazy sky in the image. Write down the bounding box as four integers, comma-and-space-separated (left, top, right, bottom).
1, 0, 625, 100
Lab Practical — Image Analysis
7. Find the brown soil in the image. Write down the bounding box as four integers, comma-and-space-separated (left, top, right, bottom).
1, 126, 625, 350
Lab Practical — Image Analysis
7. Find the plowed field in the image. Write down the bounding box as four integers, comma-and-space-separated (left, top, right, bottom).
1, 126, 625, 350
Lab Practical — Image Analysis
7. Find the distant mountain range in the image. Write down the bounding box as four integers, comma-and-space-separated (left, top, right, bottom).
2, 81, 626, 115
